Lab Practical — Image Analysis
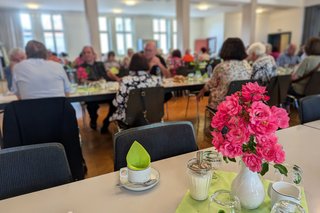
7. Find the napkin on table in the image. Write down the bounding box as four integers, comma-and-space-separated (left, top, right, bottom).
126, 141, 151, 170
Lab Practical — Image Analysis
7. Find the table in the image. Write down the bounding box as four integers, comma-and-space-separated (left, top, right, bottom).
0, 79, 205, 110
0, 125, 319, 212
303, 120, 320, 130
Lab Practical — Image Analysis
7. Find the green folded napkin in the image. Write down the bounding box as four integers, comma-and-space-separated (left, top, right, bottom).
126, 141, 151, 170
176, 170, 309, 213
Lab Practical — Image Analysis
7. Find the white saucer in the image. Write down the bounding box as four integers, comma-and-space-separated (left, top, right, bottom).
119, 167, 160, 191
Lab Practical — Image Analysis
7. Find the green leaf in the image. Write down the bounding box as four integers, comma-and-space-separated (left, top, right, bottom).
223, 156, 229, 164
274, 164, 288, 176
218, 210, 226, 213
260, 162, 269, 176
228, 157, 236, 162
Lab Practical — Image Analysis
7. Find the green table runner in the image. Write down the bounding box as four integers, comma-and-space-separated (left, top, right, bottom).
176, 170, 309, 213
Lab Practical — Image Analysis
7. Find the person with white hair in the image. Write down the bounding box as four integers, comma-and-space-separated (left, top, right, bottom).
4, 48, 26, 91
247, 42, 277, 85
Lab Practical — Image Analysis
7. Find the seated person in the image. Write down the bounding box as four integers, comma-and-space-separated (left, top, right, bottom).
197, 38, 252, 110
110, 53, 160, 125
4, 48, 26, 91
199, 47, 210, 62
104, 51, 121, 76
291, 37, 320, 96
247, 42, 277, 85
277, 44, 301, 68
182, 48, 194, 64
12, 40, 71, 100
169, 49, 183, 76
79, 46, 120, 133
122, 48, 134, 69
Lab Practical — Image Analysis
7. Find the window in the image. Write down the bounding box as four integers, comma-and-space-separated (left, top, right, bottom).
115, 17, 133, 55
98, 16, 110, 54
153, 18, 168, 54
20, 13, 33, 46
172, 19, 177, 50
41, 14, 66, 53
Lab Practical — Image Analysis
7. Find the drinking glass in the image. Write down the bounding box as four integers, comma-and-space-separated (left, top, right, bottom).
271, 200, 305, 213
208, 190, 241, 213
203, 150, 222, 179
275, 163, 303, 185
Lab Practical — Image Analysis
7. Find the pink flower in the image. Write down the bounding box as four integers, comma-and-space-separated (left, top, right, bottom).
218, 94, 242, 116
211, 111, 228, 131
226, 125, 250, 145
256, 134, 277, 147
242, 153, 262, 172
271, 106, 290, 128
211, 131, 225, 152
77, 67, 88, 80
221, 142, 243, 158
242, 82, 268, 102
248, 102, 278, 135
273, 143, 285, 164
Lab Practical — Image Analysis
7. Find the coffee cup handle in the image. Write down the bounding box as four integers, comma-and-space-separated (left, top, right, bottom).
120, 167, 128, 179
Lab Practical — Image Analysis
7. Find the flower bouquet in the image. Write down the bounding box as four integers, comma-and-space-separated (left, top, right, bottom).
211, 82, 290, 176
77, 67, 90, 83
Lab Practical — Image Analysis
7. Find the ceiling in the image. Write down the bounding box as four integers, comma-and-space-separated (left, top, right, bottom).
0, 0, 306, 17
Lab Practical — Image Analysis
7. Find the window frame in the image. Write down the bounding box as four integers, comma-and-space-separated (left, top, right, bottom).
153, 18, 169, 54
98, 16, 111, 55
20, 13, 34, 47
115, 17, 133, 56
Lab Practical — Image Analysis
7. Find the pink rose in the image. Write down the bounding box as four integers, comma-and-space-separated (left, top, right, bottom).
211, 111, 228, 131
242, 153, 262, 172
271, 106, 290, 129
241, 82, 268, 102
256, 134, 277, 147
218, 94, 242, 116
221, 142, 243, 158
248, 102, 278, 135
226, 125, 250, 145
77, 67, 88, 80
211, 131, 225, 152
273, 143, 286, 164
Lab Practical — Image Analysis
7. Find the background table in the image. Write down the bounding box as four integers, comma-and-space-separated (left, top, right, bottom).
0, 125, 318, 212
302, 120, 320, 130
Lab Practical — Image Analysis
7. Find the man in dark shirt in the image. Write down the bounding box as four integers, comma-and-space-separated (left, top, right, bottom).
80, 46, 120, 133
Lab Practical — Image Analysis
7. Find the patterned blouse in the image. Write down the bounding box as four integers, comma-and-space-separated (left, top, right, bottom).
110, 71, 160, 122
204, 60, 252, 109
251, 54, 277, 85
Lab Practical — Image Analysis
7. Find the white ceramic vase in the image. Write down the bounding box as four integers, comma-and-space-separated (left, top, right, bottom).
231, 162, 265, 209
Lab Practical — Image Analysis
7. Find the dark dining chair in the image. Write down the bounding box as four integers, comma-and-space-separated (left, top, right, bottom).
0, 143, 72, 200
226, 79, 256, 96
113, 121, 198, 171
299, 95, 320, 124
266, 76, 279, 106
2, 97, 85, 180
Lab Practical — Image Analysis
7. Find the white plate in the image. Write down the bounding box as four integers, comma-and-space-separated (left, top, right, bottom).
119, 167, 160, 191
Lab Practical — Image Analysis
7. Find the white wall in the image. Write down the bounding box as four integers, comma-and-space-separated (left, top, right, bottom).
267, 8, 304, 46
63, 12, 90, 59
189, 17, 203, 52
202, 14, 225, 55
255, 13, 269, 43
224, 12, 242, 39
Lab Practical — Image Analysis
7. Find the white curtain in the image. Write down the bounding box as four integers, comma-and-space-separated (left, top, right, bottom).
0, 9, 24, 52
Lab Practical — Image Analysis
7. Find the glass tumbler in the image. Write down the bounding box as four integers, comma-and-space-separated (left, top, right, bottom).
275, 163, 303, 185
208, 190, 241, 213
271, 200, 305, 213
203, 150, 222, 179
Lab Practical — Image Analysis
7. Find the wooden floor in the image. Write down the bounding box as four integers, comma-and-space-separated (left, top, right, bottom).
78, 96, 301, 178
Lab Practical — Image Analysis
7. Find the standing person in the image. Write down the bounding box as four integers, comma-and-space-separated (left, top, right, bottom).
144, 41, 170, 78
79, 46, 119, 133
247, 42, 277, 85
277, 44, 301, 67
4, 48, 26, 91
197, 38, 252, 110
12, 40, 71, 99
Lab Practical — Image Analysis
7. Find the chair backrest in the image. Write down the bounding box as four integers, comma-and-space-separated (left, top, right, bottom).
266, 76, 279, 106
304, 71, 320, 96
113, 121, 198, 171
125, 87, 164, 127
226, 79, 255, 96
277, 74, 292, 104
299, 94, 320, 124
176, 66, 195, 76
0, 143, 72, 200
2, 97, 85, 180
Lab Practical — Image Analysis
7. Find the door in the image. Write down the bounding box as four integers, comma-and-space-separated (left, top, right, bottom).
268, 32, 291, 53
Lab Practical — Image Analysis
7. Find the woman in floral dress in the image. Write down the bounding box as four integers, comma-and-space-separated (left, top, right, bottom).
110, 53, 160, 124
197, 38, 252, 110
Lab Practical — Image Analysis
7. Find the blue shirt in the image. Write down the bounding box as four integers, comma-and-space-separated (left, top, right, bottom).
276, 53, 301, 67
4, 66, 12, 91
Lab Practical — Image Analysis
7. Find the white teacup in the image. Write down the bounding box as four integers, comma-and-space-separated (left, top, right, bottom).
120, 167, 151, 183
268, 181, 301, 207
